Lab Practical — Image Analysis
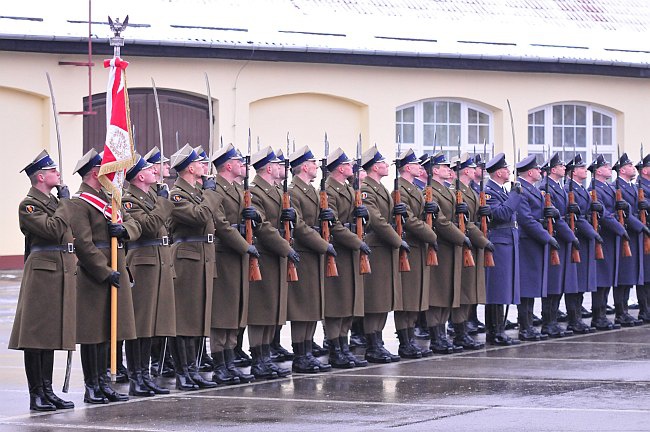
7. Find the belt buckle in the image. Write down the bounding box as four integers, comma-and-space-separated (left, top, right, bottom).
161, 236, 169, 246
66, 243, 75, 253
207, 234, 214, 244
514, 221, 519, 229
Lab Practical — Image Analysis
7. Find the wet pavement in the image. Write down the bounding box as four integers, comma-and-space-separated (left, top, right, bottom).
1, 270, 649, 431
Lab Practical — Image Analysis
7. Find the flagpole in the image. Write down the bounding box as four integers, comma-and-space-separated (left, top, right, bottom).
107, 16, 128, 382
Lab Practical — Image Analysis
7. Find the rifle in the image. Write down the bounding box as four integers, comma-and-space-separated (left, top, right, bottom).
45, 72, 74, 392
591, 142, 604, 260
456, 137, 475, 267
393, 136, 411, 272
566, 143, 581, 263
246, 129, 262, 281
284, 133, 299, 281
424, 136, 438, 266
479, 139, 495, 267
616, 146, 633, 257
639, 143, 650, 254
321, 133, 338, 277
355, 134, 371, 274
544, 148, 561, 266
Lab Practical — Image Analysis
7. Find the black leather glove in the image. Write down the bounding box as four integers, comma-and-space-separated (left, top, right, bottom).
353, 205, 369, 222
640, 200, 650, 211
549, 238, 560, 250
201, 175, 216, 191
242, 206, 262, 224
511, 182, 522, 194
280, 207, 297, 224
400, 240, 410, 253
567, 202, 581, 215
107, 271, 121, 289
455, 202, 469, 217
288, 249, 300, 263
595, 233, 604, 244
589, 200, 604, 215
359, 242, 371, 255
393, 202, 408, 217
429, 240, 439, 251
571, 238, 580, 250
615, 200, 630, 212
424, 201, 439, 216
643, 226, 650, 237
544, 206, 560, 219
108, 222, 129, 240
477, 205, 492, 217
485, 241, 495, 252
247, 245, 260, 258
319, 208, 336, 223
463, 236, 472, 249
326, 244, 337, 257
156, 183, 169, 199
55, 185, 70, 200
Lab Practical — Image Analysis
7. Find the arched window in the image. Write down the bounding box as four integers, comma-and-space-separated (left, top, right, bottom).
83, 89, 212, 161
527, 103, 616, 165
396, 99, 493, 160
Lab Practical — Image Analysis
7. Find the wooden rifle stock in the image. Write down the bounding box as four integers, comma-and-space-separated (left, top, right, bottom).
639, 186, 650, 255
355, 189, 371, 274
616, 187, 633, 257
424, 186, 438, 266
590, 190, 604, 260
282, 191, 299, 281
479, 190, 495, 267
545, 192, 561, 266
320, 189, 338, 277
392, 188, 411, 272
244, 189, 262, 281
456, 188, 475, 268
567, 190, 581, 263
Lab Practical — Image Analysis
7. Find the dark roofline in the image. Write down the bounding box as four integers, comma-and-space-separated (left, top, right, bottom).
2, 38, 649, 79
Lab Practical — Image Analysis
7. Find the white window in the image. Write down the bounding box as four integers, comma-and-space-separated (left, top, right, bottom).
396, 99, 493, 161
527, 103, 616, 166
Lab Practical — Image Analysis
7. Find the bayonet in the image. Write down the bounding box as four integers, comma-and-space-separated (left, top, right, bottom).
204, 72, 214, 175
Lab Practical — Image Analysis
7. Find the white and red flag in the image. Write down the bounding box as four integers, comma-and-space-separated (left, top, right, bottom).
98, 56, 135, 207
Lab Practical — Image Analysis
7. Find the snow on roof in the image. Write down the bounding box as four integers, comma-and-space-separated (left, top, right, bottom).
1, 0, 649, 67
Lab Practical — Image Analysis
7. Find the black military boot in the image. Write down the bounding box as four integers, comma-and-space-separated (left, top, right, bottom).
311, 340, 328, 357
25, 350, 56, 411
113, 341, 128, 384
349, 319, 367, 347
270, 327, 294, 362
364, 333, 391, 363
225, 349, 254, 383
469, 305, 486, 333
428, 326, 453, 354
340, 335, 368, 366
80, 344, 108, 404
541, 299, 566, 338
591, 306, 620, 330
262, 344, 291, 377
304, 340, 332, 372
186, 338, 217, 388
140, 338, 170, 394
250, 346, 277, 380
212, 351, 240, 385
375, 331, 400, 361
96, 343, 129, 402
169, 337, 198, 391
486, 305, 519, 346
327, 339, 355, 369
453, 322, 484, 350
438, 324, 464, 353
637, 285, 650, 322
408, 327, 432, 357
40, 350, 74, 409
414, 312, 430, 339
396, 329, 422, 359
517, 305, 541, 341
614, 303, 637, 327
566, 309, 593, 334
291, 342, 318, 373
233, 329, 252, 367
126, 340, 154, 397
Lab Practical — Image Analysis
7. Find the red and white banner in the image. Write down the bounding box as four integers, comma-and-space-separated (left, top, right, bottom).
98, 56, 135, 207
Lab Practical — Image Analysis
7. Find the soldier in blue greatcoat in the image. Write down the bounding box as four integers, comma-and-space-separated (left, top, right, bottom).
636, 154, 650, 323
538, 153, 579, 338
515, 155, 556, 341
588, 155, 624, 330
612, 153, 646, 326
483, 153, 521, 345
563, 155, 599, 334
